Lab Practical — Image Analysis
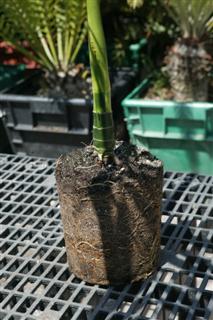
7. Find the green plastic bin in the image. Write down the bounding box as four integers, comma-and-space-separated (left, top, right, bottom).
122, 79, 213, 175
0, 64, 26, 92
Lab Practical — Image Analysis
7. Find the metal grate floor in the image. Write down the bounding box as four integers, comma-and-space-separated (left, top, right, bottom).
0, 153, 212, 320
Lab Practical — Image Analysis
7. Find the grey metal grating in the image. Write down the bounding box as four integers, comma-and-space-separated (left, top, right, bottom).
0, 153, 212, 320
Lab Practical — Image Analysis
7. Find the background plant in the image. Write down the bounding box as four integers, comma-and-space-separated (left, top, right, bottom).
161, 0, 213, 101
0, 0, 87, 76
162, 0, 213, 39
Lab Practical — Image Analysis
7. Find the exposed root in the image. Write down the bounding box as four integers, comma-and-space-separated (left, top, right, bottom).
76, 241, 100, 251
75, 164, 99, 170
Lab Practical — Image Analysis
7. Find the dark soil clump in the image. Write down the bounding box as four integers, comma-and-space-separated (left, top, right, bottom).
56, 142, 163, 285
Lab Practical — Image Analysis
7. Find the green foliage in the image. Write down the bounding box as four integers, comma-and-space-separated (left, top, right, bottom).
207, 16, 213, 32
143, 0, 178, 37
102, 0, 178, 67
162, 0, 213, 39
0, 0, 87, 74
152, 70, 170, 90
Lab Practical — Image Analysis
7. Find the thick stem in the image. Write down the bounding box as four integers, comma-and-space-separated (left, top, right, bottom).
86, 0, 115, 159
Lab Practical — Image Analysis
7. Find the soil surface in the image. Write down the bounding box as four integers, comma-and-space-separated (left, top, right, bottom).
56, 142, 163, 285
145, 76, 213, 101
145, 83, 174, 100
38, 64, 92, 99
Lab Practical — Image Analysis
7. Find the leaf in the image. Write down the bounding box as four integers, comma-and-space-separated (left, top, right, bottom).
206, 16, 213, 32
161, 0, 213, 38
0, 0, 87, 73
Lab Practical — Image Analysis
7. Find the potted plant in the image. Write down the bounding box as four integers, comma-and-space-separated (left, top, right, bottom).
122, 0, 213, 175
0, 0, 136, 157
56, 0, 163, 285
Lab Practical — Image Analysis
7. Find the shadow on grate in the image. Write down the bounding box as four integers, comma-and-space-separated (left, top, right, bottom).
0, 154, 213, 320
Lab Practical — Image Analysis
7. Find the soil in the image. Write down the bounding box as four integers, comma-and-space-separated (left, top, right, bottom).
37, 64, 92, 99
55, 142, 163, 285
145, 83, 174, 100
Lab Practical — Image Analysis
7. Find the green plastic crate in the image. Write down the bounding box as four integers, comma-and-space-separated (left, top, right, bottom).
0, 64, 26, 92
122, 79, 213, 175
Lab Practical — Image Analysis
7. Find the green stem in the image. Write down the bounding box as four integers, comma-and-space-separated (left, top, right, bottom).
57, 28, 64, 69
36, 28, 57, 67
86, 0, 115, 160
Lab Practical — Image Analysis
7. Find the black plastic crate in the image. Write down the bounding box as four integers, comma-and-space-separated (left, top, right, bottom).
0, 112, 12, 153
0, 69, 135, 158
0, 153, 212, 320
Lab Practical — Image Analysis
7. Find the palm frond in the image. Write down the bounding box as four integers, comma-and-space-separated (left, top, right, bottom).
0, 0, 87, 73
162, 0, 213, 39
206, 16, 213, 32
